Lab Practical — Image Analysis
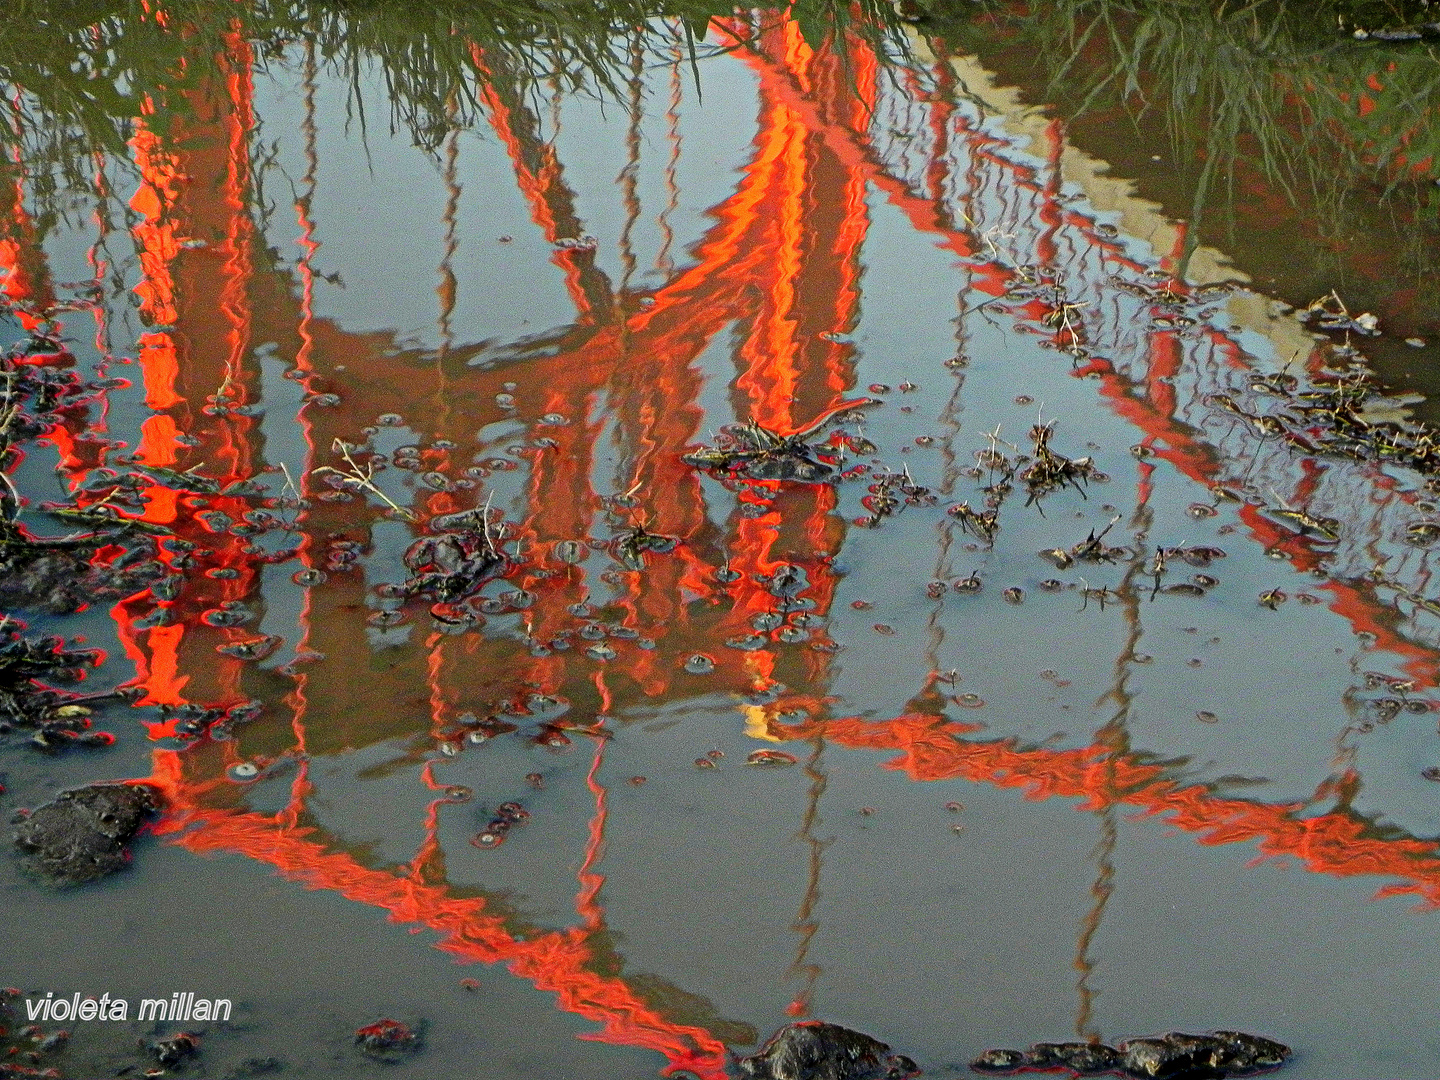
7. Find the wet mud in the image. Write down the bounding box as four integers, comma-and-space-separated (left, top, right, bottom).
11, 782, 161, 887
972, 1031, 1291, 1079
739, 1022, 918, 1080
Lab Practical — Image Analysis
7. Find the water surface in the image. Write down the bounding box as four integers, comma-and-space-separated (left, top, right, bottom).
3, 4, 1440, 1078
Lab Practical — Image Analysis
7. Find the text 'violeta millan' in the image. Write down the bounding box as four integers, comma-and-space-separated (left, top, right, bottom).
24, 992, 232, 1022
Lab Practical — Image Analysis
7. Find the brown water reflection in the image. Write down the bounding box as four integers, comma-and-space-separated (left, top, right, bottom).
6, 7, 1440, 1078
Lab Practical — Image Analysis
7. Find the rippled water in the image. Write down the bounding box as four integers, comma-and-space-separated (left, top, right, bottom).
3, 5, 1440, 1078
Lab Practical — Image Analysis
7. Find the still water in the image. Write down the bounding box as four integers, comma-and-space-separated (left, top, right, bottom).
2, 4, 1440, 1077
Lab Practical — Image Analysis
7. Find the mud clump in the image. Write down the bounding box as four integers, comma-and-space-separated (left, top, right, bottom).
971, 1031, 1290, 1078
11, 782, 162, 886
737, 1021, 919, 1080
389, 508, 510, 604
355, 1018, 420, 1055
147, 1031, 201, 1068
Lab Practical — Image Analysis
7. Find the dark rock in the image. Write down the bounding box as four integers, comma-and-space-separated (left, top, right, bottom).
12, 783, 161, 886
970, 1031, 1289, 1078
737, 1021, 919, 1080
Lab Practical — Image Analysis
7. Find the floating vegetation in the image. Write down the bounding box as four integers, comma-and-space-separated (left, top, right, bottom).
685, 402, 877, 484
1018, 422, 1101, 506
611, 522, 679, 570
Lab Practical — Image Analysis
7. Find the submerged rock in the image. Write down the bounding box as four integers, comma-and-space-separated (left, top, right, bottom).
738, 1021, 919, 1080
971, 1031, 1290, 1078
11, 782, 161, 886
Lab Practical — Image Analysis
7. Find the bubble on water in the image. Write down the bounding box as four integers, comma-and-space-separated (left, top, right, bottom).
227, 762, 261, 782
538, 413, 570, 426
202, 608, 252, 627
293, 568, 327, 586
746, 749, 798, 767
554, 540, 588, 565
725, 634, 767, 651
586, 644, 617, 661
684, 654, 716, 675
367, 609, 408, 628
955, 693, 984, 708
